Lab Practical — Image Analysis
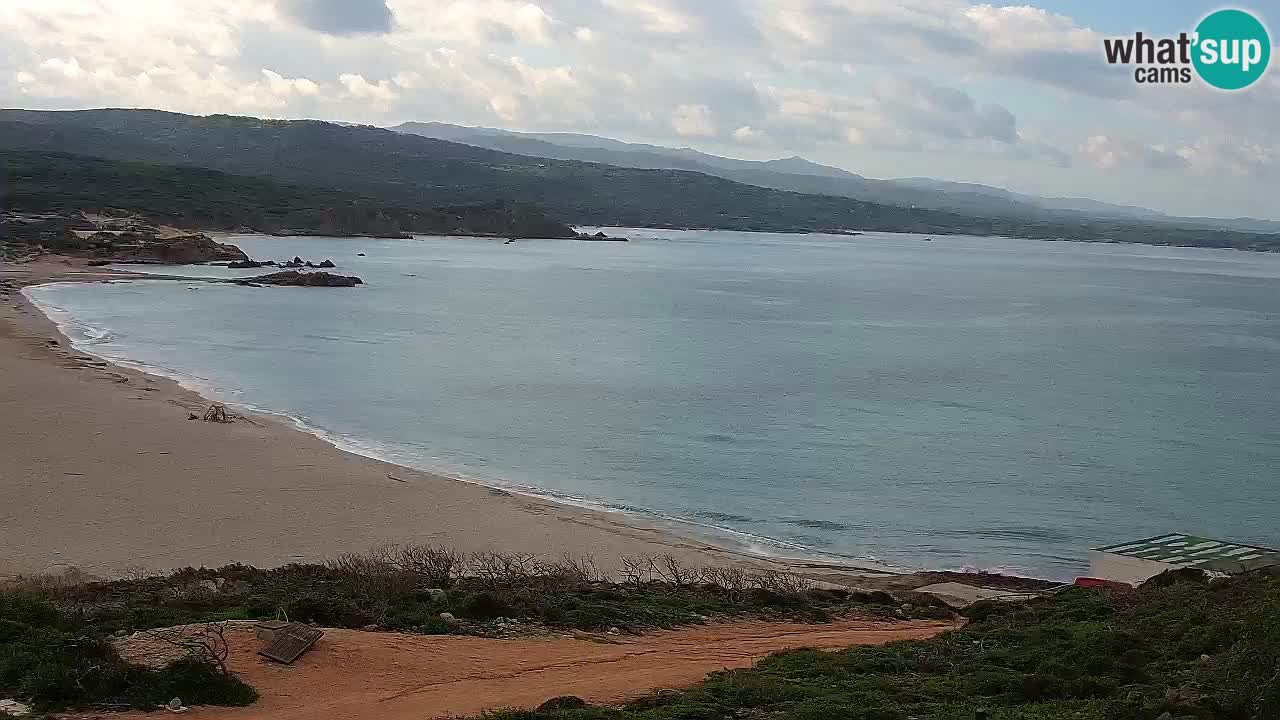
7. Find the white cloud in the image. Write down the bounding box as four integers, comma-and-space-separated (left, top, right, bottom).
39, 57, 85, 79
754, 76, 1022, 153
392, 1, 566, 46
672, 104, 715, 137
1081, 135, 1188, 171
603, 0, 692, 34
262, 69, 320, 96
1175, 137, 1278, 178
338, 73, 397, 100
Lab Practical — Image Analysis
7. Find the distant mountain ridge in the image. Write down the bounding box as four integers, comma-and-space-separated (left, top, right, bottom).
389, 121, 1126, 220
392, 121, 1278, 231
1, 108, 1276, 250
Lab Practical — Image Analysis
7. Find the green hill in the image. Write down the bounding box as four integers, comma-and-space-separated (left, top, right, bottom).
0, 149, 576, 238
2, 109, 1277, 250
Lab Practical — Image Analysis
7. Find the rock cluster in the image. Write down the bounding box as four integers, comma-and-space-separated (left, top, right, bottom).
576, 230, 628, 242
234, 271, 363, 287
279, 257, 337, 268
231, 257, 337, 269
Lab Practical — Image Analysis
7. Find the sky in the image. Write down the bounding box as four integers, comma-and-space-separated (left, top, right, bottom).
1, 0, 1278, 220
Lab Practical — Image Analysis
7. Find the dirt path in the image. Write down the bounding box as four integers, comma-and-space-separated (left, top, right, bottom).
109, 619, 951, 719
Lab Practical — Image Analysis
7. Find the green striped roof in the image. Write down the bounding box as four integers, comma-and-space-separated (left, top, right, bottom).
1095, 534, 1280, 574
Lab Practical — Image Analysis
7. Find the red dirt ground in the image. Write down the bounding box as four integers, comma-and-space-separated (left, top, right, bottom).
94, 618, 952, 719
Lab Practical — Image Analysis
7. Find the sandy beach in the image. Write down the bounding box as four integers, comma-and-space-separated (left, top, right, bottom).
0, 257, 795, 579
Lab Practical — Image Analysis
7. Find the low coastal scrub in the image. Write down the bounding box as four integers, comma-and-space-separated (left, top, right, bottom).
0, 548, 934, 711
4, 549, 939, 637
481, 569, 1280, 720
0, 591, 255, 712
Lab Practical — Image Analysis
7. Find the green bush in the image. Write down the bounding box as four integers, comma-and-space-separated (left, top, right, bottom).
537, 696, 588, 711
0, 593, 255, 711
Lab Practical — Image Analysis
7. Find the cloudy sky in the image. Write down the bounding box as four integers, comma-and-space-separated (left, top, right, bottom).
2, 0, 1277, 219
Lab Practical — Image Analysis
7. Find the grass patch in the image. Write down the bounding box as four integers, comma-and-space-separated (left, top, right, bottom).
477, 569, 1280, 720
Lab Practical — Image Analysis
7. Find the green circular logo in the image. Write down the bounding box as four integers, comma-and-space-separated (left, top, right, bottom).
1192, 9, 1271, 90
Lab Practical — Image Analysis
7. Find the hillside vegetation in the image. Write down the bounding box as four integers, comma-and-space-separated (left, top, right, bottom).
485, 570, 1280, 720
0, 149, 576, 239
3, 110, 1278, 250
5, 546, 1277, 718
0, 549, 928, 712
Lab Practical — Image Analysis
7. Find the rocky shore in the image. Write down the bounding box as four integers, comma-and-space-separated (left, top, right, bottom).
2, 211, 246, 264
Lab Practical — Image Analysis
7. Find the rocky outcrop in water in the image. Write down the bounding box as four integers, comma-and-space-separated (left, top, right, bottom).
276, 257, 338, 269
234, 271, 363, 287
576, 231, 627, 242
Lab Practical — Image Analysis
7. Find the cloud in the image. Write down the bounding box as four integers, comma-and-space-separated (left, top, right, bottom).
277, 0, 393, 36
1081, 135, 1189, 171
338, 73, 397, 101
672, 104, 716, 137
755, 1, 1129, 99
754, 76, 1022, 154
871, 76, 1017, 144
262, 69, 320, 96
1006, 138, 1072, 168
1174, 137, 1278, 178
603, 0, 694, 34
1079, 133, 1278, 180
391, 1, 569, 46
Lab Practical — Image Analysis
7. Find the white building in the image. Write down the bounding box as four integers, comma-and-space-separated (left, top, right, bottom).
1088, 533, 1280, 585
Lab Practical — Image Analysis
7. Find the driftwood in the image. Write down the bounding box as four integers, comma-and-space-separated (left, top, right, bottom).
141, 622, 232, 675
202, 404, 231, 423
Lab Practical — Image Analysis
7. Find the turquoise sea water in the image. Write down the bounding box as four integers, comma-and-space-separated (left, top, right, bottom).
25, 229, 1280, 579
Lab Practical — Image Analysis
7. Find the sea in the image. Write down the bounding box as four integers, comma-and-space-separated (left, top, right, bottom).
24, 228, 1280, 580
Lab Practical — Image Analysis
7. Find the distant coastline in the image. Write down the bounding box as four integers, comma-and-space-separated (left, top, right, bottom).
4, 112, 1279, 253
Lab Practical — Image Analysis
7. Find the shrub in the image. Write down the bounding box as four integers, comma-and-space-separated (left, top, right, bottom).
282, 593, 374, 627
0, 593, 255, 711
537, 696, 588, 711
461, 591, 515, 619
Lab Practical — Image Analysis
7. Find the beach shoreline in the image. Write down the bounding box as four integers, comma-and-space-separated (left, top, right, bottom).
2, 256, 909, 585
